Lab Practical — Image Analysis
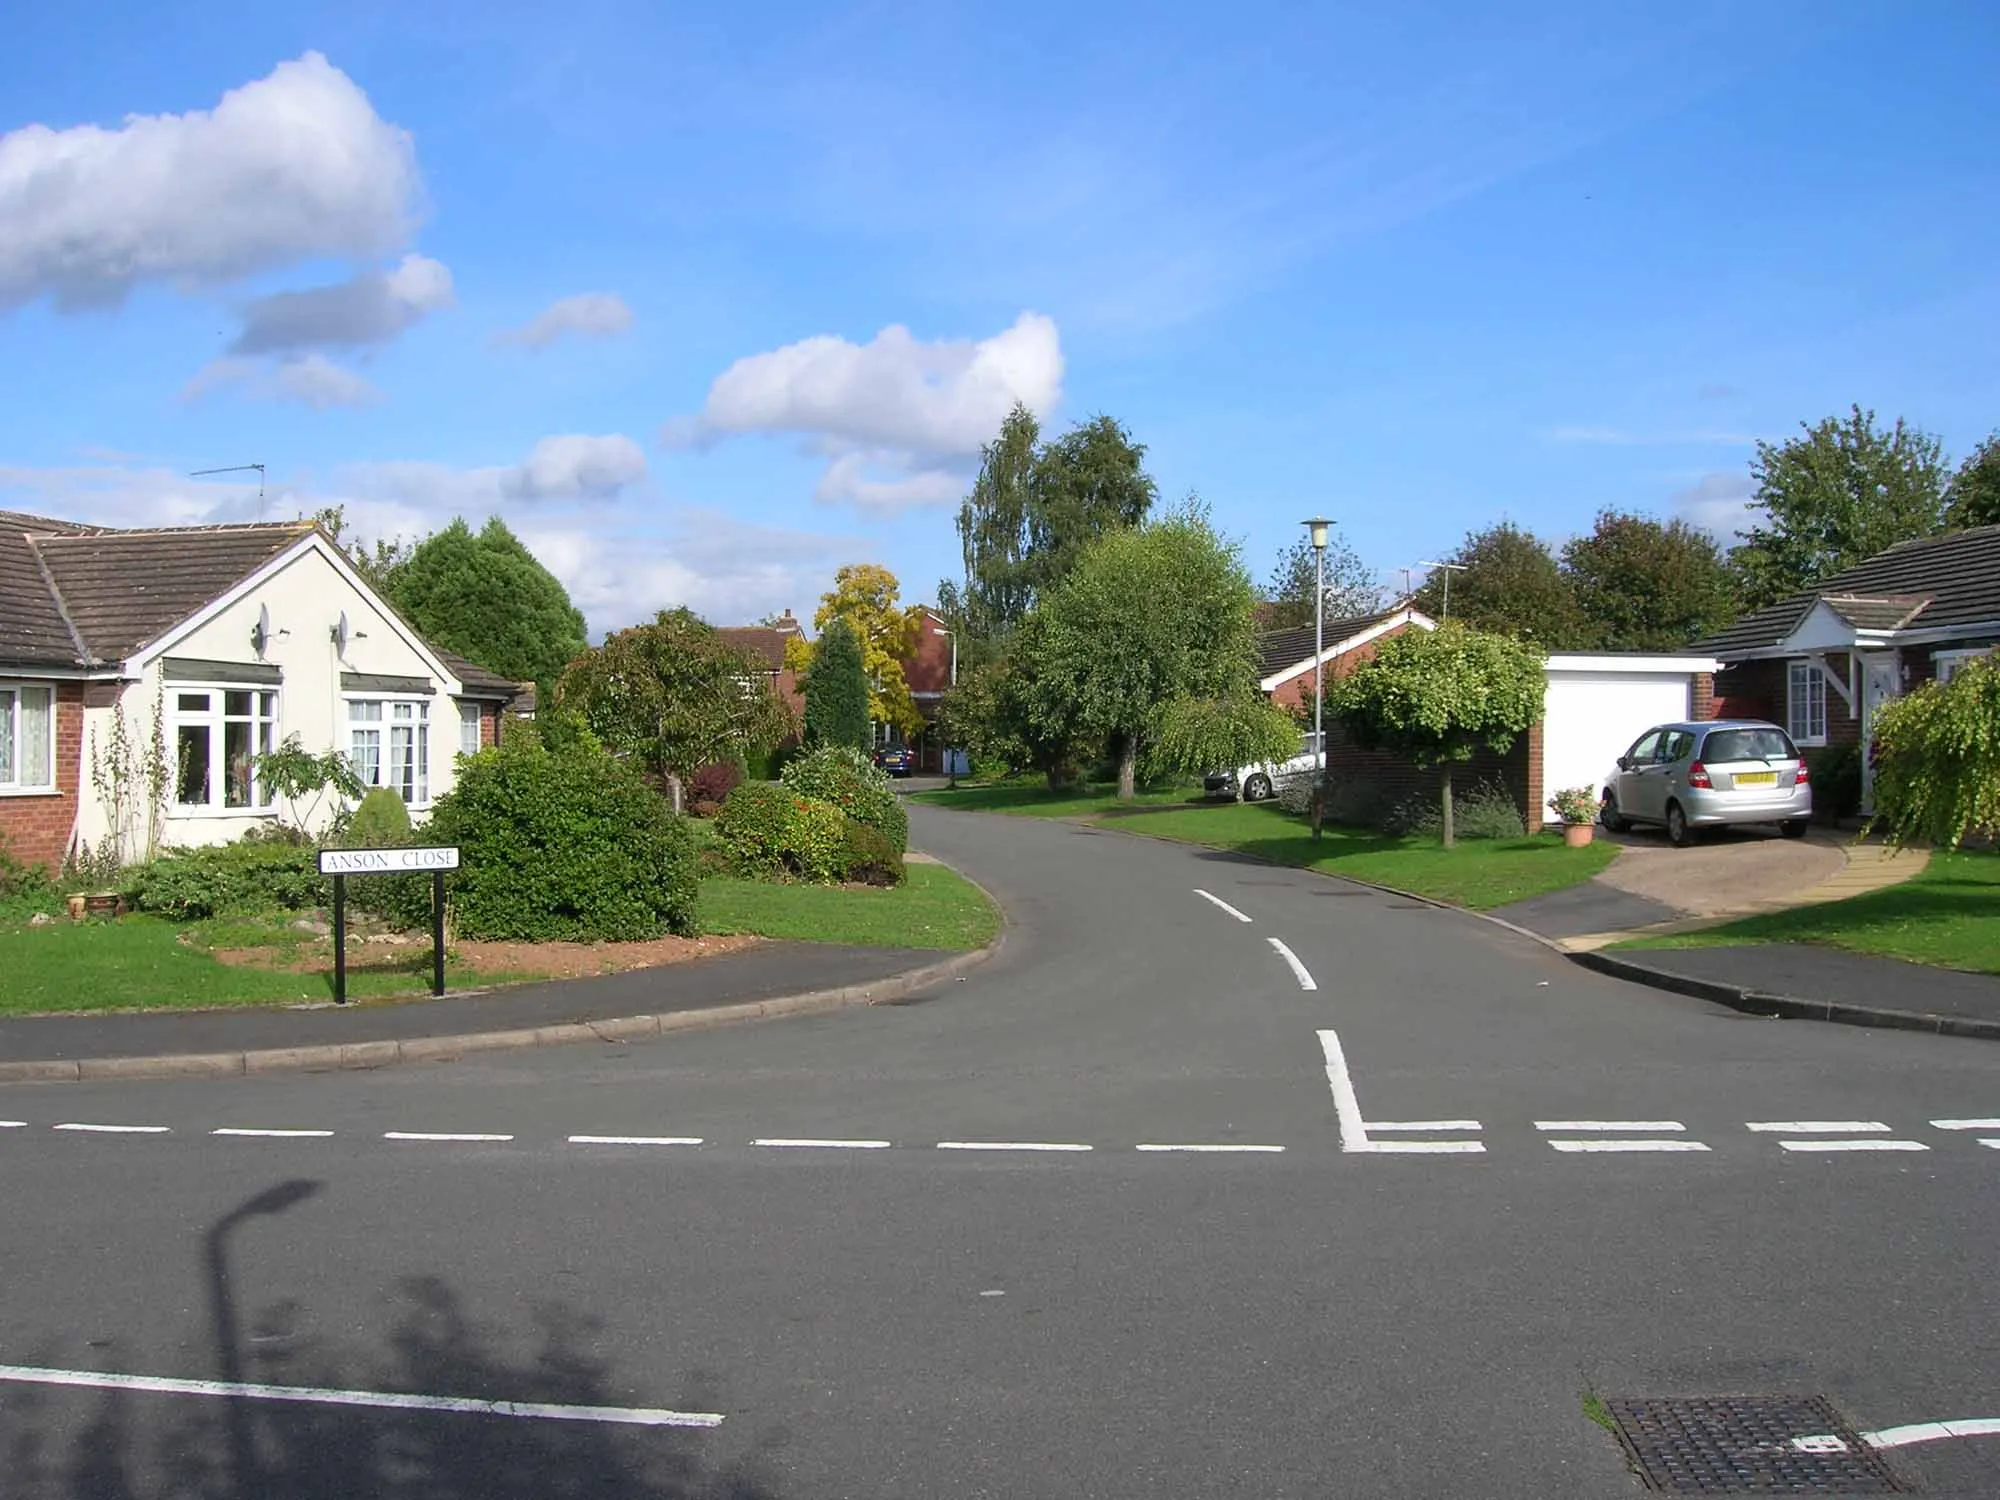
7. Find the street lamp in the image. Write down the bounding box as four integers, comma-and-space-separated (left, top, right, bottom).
1302, 518, 1332, 841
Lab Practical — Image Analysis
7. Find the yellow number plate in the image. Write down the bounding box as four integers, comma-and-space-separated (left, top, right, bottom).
1736, 771, 1777, 786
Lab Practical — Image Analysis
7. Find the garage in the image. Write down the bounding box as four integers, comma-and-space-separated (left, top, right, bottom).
1538, 654, 1721, 827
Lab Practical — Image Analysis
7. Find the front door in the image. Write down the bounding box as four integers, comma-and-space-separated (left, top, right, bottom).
1859, 653, 1900, 812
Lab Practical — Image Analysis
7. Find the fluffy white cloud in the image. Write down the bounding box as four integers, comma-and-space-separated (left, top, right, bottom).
0, 53, 420, 310
1672, 471, 1758, 538
341, 434, 647, 508
496, 292, 635, 350
229, 254, 453, 354
812, 452, 965, 515
186, 352, 384, 410
669, 312, 1062, 456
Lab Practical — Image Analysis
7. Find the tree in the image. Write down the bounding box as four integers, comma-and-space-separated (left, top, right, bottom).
1015, 505, 1296, 799
554, 608, 794, 812
1560, 509, 1738, 650
1263, 529, 1383, 630
308, 504, 416, 591
809, 564, 923, 738
1325, 622, 1546, 848
1944, 431, 2000, 530
384, 517, 589, 689
943, 405, 1157, 646
1730, 406, 1949, 609
1866, 654, 2000, 849
1411, 522, 1585, 645
801, 617, 870, 753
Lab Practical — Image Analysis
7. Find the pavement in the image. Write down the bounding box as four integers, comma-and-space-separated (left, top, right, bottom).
4, 801, 2000, 1497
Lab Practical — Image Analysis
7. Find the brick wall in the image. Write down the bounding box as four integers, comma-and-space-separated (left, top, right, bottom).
1323, 720, 1534, 828
0, 681, 84, 872
1690, 672, 1716, 721
1267, 627, 1411, 711
480, 703, 500, 748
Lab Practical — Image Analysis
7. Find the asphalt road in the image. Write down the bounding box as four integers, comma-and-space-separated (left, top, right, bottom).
2, 802, 1996, 1498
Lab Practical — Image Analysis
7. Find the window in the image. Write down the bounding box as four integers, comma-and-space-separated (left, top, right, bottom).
1936, 647, 1997, 685
1787, 660, 1827, 745
1701, 727, 1798, 764
348, 698, 430, 805
171, 689, 278, 810
1658, 730, 1696, 763
458, 701, 483, 757
1624, 730, 1662, 765
0, 684, 56, 792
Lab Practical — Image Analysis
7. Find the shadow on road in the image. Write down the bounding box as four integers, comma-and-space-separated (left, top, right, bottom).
2, 1181, 781, 1500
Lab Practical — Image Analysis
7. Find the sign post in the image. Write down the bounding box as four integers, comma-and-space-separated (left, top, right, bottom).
315, 846, 461, 1005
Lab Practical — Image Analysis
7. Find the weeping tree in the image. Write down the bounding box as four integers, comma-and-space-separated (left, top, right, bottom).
1867, 654, 2000, 848
1325, 622, 1546, 847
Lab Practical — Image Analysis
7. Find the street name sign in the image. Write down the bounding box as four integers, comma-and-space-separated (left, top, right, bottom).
318, 846, 461, 875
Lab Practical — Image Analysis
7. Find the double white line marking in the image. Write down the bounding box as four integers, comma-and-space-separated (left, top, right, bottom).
1749, 1120, 1928, 1153
1536, 1121, 1707, 1154
1318, 1030, 1483, 1154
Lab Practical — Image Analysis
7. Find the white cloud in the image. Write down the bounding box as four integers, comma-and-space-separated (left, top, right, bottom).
1672, 471, 1758, 538
183, 353, 384, 410
669, 312, 1062, 456
229, 254, 453, 354
0, 53, 421, 310
812, 452, 965, 515
340, 433, 648, 508
496, 292, 635, 350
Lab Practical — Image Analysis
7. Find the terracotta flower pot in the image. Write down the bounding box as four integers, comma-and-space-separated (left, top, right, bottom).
1562, 822, 1595, 849
66, 893, 87, 921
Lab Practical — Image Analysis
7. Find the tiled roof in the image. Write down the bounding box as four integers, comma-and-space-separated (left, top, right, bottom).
1822, 594, 1931, 631
1696, 526, 2000, 655
1257, 609, 1402, 678
0, 511, 92, 669
715, 626, 793, 671
31, 522, 311, 664
434, 648, 523, 700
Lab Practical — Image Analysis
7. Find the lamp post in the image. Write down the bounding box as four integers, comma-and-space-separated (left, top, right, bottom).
1302, 518, 1332, 841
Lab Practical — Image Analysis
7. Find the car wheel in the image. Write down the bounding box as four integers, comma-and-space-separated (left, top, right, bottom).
1780, 819, 1809, 839
1244, 773, 1272, 802
1665, 800, 1694, 848
1600, 792, 1630, 833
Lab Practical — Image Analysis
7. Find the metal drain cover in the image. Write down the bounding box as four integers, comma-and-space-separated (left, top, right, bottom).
1604, 1396, 1904, 1493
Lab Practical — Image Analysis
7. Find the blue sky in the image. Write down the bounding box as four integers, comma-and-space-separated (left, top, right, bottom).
3, 1, 1996, 634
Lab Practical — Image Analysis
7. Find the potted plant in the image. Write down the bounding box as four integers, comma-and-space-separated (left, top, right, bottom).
1547, 786, 1599, 848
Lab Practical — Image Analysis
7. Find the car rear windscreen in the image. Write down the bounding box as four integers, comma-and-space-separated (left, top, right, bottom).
1701, 727, 1798, 762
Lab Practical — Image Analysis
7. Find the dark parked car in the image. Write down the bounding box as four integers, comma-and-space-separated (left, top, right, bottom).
874, 745, 916, 777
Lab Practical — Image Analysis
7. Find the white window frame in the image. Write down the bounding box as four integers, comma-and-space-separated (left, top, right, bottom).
169, 685, 280, 815
1786, 659, 1828, 747
0, 682, 58, 795
456, 700, 484, 757
346, 695, 433, 808
1935, 646, 1998, 685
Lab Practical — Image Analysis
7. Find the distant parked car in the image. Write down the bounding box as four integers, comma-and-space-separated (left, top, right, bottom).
874, 744, 916, 777
1599, 719, 1812, 847
1204, 734, 1322, 802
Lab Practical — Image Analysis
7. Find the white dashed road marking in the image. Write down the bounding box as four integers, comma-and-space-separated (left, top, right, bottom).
1365, 1121, 1482, 1132
1931, 1119, 2000, 1130
568, 1135, 704, 1147
1269, 938, 1317, 991
1135, 1144, 1286, 1153
54, 1123, 170, 1134
1746, 1120, 1889, 1133
1536, 1121, 1686, 1133
1192, 889, 1253, 923
0, 1121, 26, 1129
1780, 1139, 1928, 1153
383, 1132, 514, 1143
936, 1141, 1092, 1152
0, 1362, 725, 1429
1549, 1140, 1711, 1154
753, 1138, 892, 1149
212, 1128, 335, 1139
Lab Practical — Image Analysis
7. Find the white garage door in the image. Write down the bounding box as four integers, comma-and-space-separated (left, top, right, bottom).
1540, 670, 1693, 824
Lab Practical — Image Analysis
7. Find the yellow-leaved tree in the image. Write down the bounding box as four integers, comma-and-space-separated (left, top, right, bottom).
788, 564, 925, 740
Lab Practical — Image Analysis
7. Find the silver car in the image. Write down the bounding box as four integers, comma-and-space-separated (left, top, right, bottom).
1599, 719, 1813, 847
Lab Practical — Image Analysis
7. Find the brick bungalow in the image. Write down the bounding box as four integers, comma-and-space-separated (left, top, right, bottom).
716, 610, 807, 721
0, 511, 522, 873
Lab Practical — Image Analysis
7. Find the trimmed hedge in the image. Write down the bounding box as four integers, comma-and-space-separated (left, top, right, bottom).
780, 746, 908, 853
125, 840, 327, 920
404, 737, 698, 941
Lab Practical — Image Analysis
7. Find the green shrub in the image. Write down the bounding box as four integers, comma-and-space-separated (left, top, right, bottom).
343, 787, 413, 847
787, 797, 848, 884
780, 745, 908, 853
1385, 781, 1525, 840
334, 787, 424, 920
716, 782, 793, 875
0, 833, 57, 920
1804, 745, 1863, 822
841, 818, 906, 886
125, 839, 327, 920
405, 736, 698, 941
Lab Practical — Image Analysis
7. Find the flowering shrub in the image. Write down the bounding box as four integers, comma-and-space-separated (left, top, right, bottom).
779, 746, 907, 853
1546, 786, 1599, 826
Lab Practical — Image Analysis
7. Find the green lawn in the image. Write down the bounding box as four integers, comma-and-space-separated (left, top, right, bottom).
909, 780, 1204, 818
1085, 801, 1619, 910
1617, 848, 2000, 974
700, 862, 999, 950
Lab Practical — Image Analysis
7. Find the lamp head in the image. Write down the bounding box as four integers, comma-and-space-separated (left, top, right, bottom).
1301, 517, 1332, 551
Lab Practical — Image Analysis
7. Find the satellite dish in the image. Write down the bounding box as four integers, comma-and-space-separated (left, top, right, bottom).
332, 610, 350, 655
251, 602, 272, 658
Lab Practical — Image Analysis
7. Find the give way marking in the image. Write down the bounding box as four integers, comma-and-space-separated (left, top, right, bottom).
1316, 1029, 1483, 1154
0, 1362, 724, 1429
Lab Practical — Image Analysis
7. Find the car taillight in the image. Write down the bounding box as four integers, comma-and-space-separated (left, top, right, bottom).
1687, 761, 1712, 789
1794, 761, 1810, 784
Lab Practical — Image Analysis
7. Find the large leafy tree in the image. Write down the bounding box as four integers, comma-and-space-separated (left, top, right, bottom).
940, 405, 1157, 648
554, 608, 794, 812
380, 517, 589, 689
1015, 505, 1296, 799
1560, 509, 1738, 650
1325, 622, 1546, 847
1412, 522, 1585, 645
801, 617, 870, 753
1867, 655, 2000, 849
1262, 529, 1383, 629
804, 564, 923, 738
1944, 431, 2000, 530
1729, 406, 1949, 608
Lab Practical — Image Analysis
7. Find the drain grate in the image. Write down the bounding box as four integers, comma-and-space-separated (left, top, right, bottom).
1604, 1396, 1904, 1493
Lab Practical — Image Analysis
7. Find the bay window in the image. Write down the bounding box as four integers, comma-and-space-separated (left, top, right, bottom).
171, 688, 278, 811
0, 683, 56, 793
348, 698, 430, 805
1786, 659, 1827, 746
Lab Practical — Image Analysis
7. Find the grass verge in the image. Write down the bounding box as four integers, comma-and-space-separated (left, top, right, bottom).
1098, 801, 1619, 910
909, 780, 1203, 818
1616, 847, 2000, 975
700, 862, 999, 950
